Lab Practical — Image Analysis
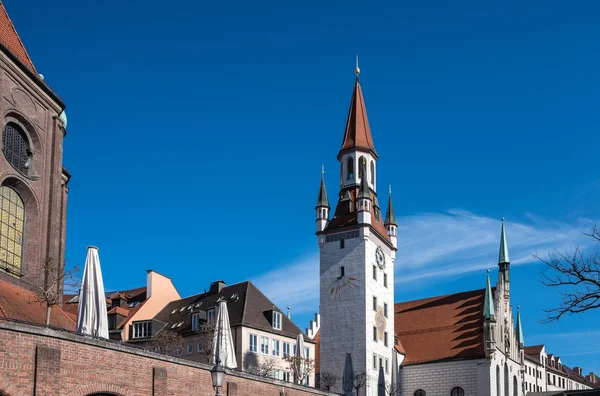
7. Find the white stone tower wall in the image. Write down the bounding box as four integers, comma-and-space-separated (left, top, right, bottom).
320, 232, 368, 393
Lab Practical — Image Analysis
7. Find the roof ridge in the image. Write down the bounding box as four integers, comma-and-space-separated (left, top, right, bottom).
395, 287, 487, 307
54, 304, 76, 325
245, 281, 304, 335
240, 281, 250, 325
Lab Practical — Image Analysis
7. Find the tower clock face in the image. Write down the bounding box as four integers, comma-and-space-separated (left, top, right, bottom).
375, 246, 385, 270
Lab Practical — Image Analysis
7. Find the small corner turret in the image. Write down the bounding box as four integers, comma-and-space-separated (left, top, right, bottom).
315, 165, 330, 234
483, 269, 497, 357
384, 186, 398, 248
498, 218, 511, 298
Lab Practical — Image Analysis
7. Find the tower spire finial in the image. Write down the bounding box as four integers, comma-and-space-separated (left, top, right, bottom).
321, 164, 325, 175
389, 184, 392, 195
355, 55, 360, 77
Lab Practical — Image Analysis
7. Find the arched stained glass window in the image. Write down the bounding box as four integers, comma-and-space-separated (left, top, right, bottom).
2, 123, 31, 176
370, 160, 375, 184
0, 186, 24, 277
451, 387, 465, 396
347, 157, 354, 180
414, 390, 426, 396
496, 365, 500, 396
504, 363, 509, 396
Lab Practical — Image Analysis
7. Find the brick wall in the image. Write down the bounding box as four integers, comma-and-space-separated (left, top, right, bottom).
0, 321, 336, 396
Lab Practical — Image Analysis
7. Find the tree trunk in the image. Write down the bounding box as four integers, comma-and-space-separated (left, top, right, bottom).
45, 305, 52, 327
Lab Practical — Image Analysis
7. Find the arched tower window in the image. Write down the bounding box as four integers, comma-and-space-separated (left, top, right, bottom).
370, 160, 375, 184
347, 157, 354, 180
513, 376, 518, 396
496, 365, 500, 396
451, 387, 464, 396
2, 123, 31, 176
504, 363, 509, 396
0, 186, 25, 277
358, 156, 366, 179
414, 390, 426, 396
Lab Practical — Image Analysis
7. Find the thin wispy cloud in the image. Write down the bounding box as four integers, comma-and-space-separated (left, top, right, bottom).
253, 210, 595, 316
397, 210, 594, 284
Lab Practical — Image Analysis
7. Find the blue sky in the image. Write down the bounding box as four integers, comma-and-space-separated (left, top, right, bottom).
7, 0, 600, 373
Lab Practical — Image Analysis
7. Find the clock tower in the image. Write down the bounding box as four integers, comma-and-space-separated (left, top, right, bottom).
316, 66, 396, 395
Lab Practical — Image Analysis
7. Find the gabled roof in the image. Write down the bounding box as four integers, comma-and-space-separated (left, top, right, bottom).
525, 344, 545, 355
0, 279, 75, 330
0, 1, 36, 74
153, 281, 311, 342
395, 288, 487, 365
338, 77, 377, 159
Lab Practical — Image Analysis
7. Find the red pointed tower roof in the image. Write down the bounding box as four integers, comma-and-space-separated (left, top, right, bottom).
338, 74, 377, 160
0, 1, 37, 74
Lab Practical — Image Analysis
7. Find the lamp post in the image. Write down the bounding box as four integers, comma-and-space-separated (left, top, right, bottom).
211, 359, 226, 396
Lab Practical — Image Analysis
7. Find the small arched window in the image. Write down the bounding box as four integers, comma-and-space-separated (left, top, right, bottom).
359, 156, 366, 179
414, 390, 426, 396
513, 376, 518, 396
2, 123, 31, 176
451, 387, 464, 396
370, 161, 375, 184
347, 157, 354, 180
0, 186, 25, 277
496, 365, 500, 396
504, 363, 509, 396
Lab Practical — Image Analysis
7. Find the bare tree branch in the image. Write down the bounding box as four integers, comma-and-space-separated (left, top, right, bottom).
247, 356, 278, 378
147, 329, 185, 354
194, 323, 216, 364
22, 258, 79, 327
352, 371, 367, 395
319, 372, 339, 391
535, 225, 600, 322
283, 355, 315, 385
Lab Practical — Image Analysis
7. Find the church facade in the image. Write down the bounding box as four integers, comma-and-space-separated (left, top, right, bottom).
315, 68, 529, 396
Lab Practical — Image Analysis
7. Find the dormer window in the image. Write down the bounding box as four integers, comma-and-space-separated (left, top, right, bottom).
192, 312, 200, 331
272, 311, 282, 330
207, 309, 215, 324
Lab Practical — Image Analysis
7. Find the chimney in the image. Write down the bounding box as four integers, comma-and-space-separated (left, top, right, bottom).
209, 280, 226, 295
287, 306, 291, 319
574, 367, 583, 376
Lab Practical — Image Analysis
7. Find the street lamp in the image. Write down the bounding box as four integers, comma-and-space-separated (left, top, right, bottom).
211, 359, 226, 396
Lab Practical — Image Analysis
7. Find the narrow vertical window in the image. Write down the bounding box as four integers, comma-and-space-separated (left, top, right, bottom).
370, 161, 375, 184
385, 358, 389, 373
384, 303, 388, 318
0, 186, 24, 277
373, 326, 377, 342
340, 266, 345, 278
347, 157, 354, 180
384, 273, 388, 288
373, 354, 377, 370
373, 296, 377, 311
340, 239, 345, 249
373, 265, 377, 280
384, 332, 388, 347
359, 156, 366, 179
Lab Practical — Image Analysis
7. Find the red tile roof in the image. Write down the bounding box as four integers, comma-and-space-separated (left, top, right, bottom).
338, 78, 377, 159
0, 279, 75, 330
325, 186, 391, 244
524, 345, 544, 355
395, 288, 487, 365
107, 306, 130, 317
0, 1, 36, 74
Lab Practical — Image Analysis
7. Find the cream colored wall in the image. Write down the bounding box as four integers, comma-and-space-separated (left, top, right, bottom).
121, 270, 180, 341
240, 326, 316, 386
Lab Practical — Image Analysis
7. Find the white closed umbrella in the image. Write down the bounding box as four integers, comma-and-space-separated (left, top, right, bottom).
212, 300, 237, 369
295, 333, 306, 384
76, 246, 109, 339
